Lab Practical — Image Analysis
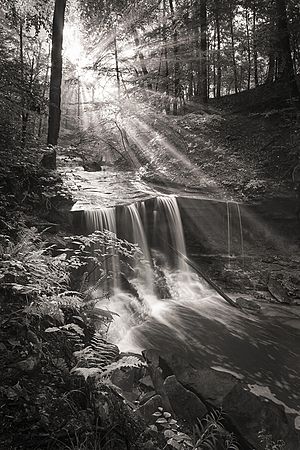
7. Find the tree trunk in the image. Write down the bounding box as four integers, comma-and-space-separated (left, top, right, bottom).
229, 4, 238, 94
275, 0, 297, 85
266, 53, 276, 84
169, 0, 180, 115
252, 2, 259, 87
20, 21, 27, 148
114, 32, 121, 100
38, 44, 51, 138
46, 0, 67, 168
215, 1, 221, 97
245, 7, 251, 89
212, 25, 216, 98
265, 16, 276, 84
200, 0, 208, 103
163, 0, 170, 113
133, 29, 152, 90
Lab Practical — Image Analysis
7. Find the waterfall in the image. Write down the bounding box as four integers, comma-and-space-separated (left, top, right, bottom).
84, 207, 117, 235
123, 203, 154, 294
82, 195, 191, 344
154, 196, 189, 273
226, 201, 244, 264
84, 207, 119, 290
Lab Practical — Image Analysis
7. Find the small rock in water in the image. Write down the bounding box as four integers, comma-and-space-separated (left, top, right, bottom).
235, 297, 261, 312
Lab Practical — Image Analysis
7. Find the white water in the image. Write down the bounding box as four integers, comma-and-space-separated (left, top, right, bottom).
83, 197, 252, 350
83, 195, 194, 343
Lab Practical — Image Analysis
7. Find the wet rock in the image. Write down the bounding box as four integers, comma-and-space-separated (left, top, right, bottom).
235, 297, 261, 312
164, 375, 207, 423
268, 273, 289, 303
137, 395, 164, 424
223, 385, 300, 450
159, 353, 238, 407
268, 271, 300, 305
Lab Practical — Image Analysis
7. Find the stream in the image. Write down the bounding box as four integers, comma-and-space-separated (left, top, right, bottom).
62, 161, 300, 429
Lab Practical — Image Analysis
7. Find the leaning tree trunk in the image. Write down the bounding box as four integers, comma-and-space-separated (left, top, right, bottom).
46, 0, 67, 169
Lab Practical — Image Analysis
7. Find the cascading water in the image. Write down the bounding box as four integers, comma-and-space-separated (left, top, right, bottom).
82, 196, 247, 352
84, 207, 119, 290
123, 203, 154, 294
82, 195, 194, 343
154, 196, 189, 273
226, 201, 244, 265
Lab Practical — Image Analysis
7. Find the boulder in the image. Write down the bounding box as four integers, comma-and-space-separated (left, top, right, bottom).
268, 271, 300, 305
164, 375, 207, 423
223, 385, 300, 450
137, 395, 164, 424
159, 353, 238, 407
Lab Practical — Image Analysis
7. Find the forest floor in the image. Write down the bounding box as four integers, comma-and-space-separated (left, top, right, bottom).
141, 98, 300, 202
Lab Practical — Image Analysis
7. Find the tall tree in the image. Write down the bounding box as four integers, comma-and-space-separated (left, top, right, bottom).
47, 0, 67, 163
275, 0, 297, 85
200, 0, 208, 102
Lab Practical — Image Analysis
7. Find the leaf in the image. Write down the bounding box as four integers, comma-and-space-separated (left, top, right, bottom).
169, 419, 177, 425
61, 323, 85, 336
45, 327, 61, 333
167, 438, 182, 450
156, 417, 168, 424
164, 429, 175, 438
70, 367, 101, 380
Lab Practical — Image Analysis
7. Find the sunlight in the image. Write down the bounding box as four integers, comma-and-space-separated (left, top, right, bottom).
63, 22, 90, 70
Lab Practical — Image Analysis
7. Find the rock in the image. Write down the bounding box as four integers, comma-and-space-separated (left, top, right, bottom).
159, 353, 238, 407
143, 349, 173, 412
40, 148, 56, 170
111, 368, 141, 392
164, 375, 207, 423
137, 395, 164, 424
223, 385, 300, 450
268, 271, 300, 305
268, 273, 289, 303
139, 391, 156, 405
235, 297, 261, 312
139, 375, 154, 390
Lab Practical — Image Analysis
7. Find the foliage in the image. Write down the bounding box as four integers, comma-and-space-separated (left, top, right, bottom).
152, 408, 239, 450
258, 430, 286, 450
0, 227, 68, 297
63, 230, 144, 296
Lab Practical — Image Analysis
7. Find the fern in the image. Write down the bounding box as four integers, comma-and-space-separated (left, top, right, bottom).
72, 333, 120, 378
100, 355, 146, 377
0, 228, 69, 297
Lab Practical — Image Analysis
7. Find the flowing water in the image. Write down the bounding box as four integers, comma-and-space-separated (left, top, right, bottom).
81, 193, 300, 424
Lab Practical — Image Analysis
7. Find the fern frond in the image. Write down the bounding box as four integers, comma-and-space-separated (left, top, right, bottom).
100, 355, 146, 377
